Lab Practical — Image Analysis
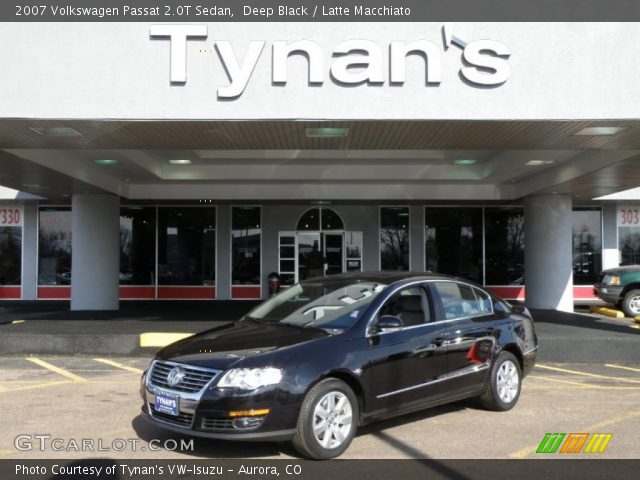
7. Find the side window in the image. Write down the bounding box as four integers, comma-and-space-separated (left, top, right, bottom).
473, 288, 493, 314
433, 282, 481, 319
379, 286, 431, 327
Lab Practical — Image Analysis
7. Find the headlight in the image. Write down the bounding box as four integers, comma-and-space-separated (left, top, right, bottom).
603, 274, 620, 286
217, 368, 283, 390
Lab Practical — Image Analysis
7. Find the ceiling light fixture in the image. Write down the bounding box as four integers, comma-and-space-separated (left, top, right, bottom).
28, 126, 82, 136
574, 126, 627, 136
94, 159, 119, 165
453, 159, 476, 165
525, 160, 555, 166
305, 127, 348, 138
168, 159, 192, 165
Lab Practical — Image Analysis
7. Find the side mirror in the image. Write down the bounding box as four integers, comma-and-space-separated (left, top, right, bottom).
375, 315, 404, 333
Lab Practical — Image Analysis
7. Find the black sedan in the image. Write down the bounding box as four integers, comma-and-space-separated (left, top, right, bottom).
140, 272, 538, 459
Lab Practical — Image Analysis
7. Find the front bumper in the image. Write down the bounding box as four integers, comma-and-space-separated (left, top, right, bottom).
141, 371, 299, 442
593, 284, 623, 305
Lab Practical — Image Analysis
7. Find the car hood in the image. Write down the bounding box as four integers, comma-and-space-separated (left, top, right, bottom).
155, 318, 329, 369
602, 265, 640, 275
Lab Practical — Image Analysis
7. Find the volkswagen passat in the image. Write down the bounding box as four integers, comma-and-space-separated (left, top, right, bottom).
140, 272, 537, 459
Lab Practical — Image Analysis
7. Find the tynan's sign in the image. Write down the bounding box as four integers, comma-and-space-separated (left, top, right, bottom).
150, 23, 511, 98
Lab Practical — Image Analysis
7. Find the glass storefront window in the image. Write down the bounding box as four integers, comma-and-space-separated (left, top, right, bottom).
38, 207, 72, 285
0, 226, 21, 285
380, 206, 410, 271
425, 207, 483, 283
572, 208, 602, 285
120, 207, 156, 285
485, 207, 524, 285
158, 207, 215, 285
232, 206, 261, 285
297, 208, 320, 231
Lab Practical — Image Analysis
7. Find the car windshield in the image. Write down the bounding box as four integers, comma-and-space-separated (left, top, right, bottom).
246, 280, 387, 329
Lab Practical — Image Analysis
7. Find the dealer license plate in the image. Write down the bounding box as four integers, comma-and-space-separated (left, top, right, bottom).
155, 392, 179, 416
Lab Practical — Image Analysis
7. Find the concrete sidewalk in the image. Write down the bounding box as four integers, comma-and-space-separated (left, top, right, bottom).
0, 302, 638, 361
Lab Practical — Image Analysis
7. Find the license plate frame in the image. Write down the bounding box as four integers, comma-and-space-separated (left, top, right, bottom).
154, 391, 180, 416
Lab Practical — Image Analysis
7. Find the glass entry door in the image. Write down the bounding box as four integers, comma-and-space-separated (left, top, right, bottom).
297, 232, 321, 281
324, 233, 344, 276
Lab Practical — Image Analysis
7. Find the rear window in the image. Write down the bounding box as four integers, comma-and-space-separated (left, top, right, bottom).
434, 282, 486, 319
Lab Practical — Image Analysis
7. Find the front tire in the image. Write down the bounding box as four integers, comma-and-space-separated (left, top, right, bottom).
480, 352, 522, 411
621, 289, 640, 318
292, 378, 358, 460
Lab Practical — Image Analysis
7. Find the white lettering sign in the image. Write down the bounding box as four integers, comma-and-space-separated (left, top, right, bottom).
150, 23, 511, 97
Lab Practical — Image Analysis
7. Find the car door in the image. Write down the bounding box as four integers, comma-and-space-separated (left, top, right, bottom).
365, 284, 450, 414
430, 281, 497, 394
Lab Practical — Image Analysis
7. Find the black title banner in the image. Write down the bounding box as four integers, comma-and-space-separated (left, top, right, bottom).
4, 0, 640, 22
2, 459, 640, 480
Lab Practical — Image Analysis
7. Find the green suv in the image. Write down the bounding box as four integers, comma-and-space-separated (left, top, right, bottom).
594, 266, 640, 317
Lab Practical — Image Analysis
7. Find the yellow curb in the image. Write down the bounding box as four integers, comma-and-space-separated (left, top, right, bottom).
590, 305, 624, 318
634, 316, 640, 324
140, 332, 193, 348
11, 320, 25, 324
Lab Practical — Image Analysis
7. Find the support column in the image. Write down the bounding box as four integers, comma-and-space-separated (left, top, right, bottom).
21, 204, 39, 300
71, 194, 120, 310
524, 194, 573, 312
602, 203, 620, 269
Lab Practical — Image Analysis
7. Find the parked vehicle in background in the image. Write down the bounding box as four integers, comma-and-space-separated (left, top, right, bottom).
594, 266, 640, 317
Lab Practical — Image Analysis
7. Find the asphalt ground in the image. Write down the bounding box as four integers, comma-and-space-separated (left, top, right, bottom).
0, 356, 639, 460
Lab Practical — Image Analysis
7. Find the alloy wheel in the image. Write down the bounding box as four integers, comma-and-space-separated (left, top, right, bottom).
496, 360, 519, 403
312, 391, 353, 449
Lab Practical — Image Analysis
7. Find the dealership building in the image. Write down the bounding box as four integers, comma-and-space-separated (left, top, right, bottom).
1, 22, 640, 312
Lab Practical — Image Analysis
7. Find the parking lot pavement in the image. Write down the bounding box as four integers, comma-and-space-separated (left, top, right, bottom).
1, 357, 639, 460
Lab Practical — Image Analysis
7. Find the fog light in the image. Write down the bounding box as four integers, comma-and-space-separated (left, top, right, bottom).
232, 416, 266, 430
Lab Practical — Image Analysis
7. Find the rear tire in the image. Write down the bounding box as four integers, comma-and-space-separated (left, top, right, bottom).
292, 378, 358, 460
621, 289, 640, 318
480, 352, 522, 411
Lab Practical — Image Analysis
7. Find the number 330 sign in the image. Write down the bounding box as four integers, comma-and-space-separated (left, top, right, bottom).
0, 206, 23, 227
618, 206, 640, 226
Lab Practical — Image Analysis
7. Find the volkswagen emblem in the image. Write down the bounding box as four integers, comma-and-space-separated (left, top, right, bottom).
166, 366, 185, 387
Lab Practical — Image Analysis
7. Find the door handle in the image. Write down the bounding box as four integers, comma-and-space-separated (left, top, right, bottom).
413, 338, 445, 353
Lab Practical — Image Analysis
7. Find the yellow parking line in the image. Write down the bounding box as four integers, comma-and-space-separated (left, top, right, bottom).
510, 409, 640, 459
93, 358, 143, 374
11, 320, 25, 324
140, 332, 193, 347
605, 364, 640, 374
25, 358, 87, 383
0, 450, 14, 457
1, 381, 73, 392
529, 375, 640, 390
536, 364, 640, 384
0, 384, 6, 392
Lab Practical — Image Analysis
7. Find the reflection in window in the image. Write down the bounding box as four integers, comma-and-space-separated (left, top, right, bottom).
38, 208, 72, 285
485, 208, 524, 285
297, 208, 344, 231
620, 227, 640, 265
232, 206, 261, 285
158, 207, 215, 285
425, 208, 482, 283
380, 206, 410, 271
120, 207, 156, 285
0, 226, 22, 285
572, 208, 602, 285
297, 208, 320, 231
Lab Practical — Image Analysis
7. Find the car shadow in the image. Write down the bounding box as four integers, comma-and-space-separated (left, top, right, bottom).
131, 415, 297, 458
532, 308, 639, 336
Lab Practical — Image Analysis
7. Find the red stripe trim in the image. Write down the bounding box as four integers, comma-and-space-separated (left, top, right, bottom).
0, 286, 21, 299
573, 285, 598, 300
157, 286, 216, 299
485, 286, 525, 301
232, 286, 261, 299
37, 286, 71, 299
119, 286, 155, 299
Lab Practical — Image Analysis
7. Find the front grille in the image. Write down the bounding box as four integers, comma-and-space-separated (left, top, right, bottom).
201, 417, 235, 431
149, 404, 194, 428
149, 361, 220, 393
